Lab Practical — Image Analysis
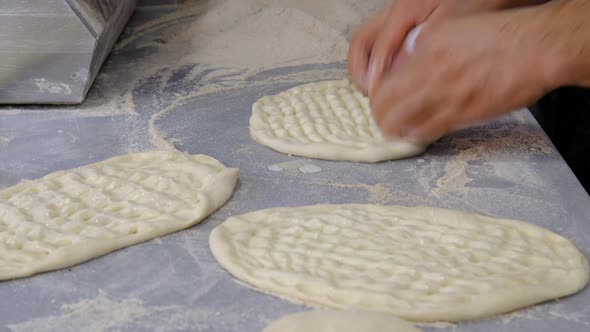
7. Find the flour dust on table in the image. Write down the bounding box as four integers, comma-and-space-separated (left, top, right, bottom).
0, 151, 238, 280
210, 204, 589, 322
250, 80, 426, 162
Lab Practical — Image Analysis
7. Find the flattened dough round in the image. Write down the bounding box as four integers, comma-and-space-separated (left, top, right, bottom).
263, 310, 421, 332
249, 80, 425, 162
210, 204, 589, 322
0, 151, 238, 280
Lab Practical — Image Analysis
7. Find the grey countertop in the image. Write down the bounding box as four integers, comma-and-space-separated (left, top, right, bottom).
1, 3, 590, 332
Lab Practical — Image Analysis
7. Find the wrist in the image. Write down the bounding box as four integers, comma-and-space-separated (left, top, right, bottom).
537, 0, 590, 88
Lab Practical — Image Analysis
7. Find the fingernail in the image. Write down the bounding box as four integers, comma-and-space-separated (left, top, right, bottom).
404, 24, 424, 55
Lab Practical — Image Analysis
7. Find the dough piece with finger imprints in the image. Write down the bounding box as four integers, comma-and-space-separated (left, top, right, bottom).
210, 204, 589, 322
250, 80, 425, 162
0, 151, 238, 280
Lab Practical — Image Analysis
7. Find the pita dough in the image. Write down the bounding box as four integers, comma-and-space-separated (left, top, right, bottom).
249, 80, 425, 162
0, 151, 238, 280
210, 204, 588, 321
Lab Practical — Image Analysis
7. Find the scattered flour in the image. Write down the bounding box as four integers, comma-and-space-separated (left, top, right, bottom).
427, 112, 555, 198
180, 7, 348, 70
137, 0, 389, 72
299, 164, 322, 174
148, 107, 179, 151
33, 79, 72, 95
7, 291, 224, 332
312, 180, 435, 206
265, 159, 314, 177
0, 136, 14, 146
267, 164, 284, 172
8, 291, 148, 332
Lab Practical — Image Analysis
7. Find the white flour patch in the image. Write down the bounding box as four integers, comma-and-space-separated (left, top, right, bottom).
7, 291, 223, 332
267, 165, 284, 172
299, 164, 322, 174
8, 291, 148, 332
129, 0, 389, 75
132, 0, 389, 72
34, 78, 73, 95
180, 6, 349, 70
0, 136, 14, 146
57, 130, 80, 143
148, 113, 178, 151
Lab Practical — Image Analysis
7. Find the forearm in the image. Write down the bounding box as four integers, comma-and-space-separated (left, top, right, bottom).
539, 0, 590, 87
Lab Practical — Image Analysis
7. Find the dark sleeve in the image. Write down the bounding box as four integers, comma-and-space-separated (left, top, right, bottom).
531, 87, 590, 193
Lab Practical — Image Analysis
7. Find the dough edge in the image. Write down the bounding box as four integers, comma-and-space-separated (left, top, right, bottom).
263, 310, 422, 332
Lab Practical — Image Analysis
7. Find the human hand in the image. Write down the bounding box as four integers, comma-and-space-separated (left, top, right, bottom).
370, 7, 562, 143
348, 0, 509, 96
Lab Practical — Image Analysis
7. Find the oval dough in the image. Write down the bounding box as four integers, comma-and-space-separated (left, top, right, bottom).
0, 151, 238, 280
249, 80, 425, 162
263, 310, 421, 332
210, 204, 589, 322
